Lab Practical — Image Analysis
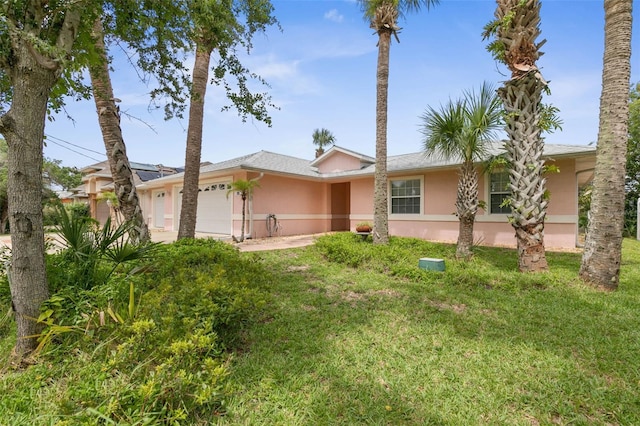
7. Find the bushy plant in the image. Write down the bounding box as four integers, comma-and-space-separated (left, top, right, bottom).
43, 201, 90, 227
60, 319, 231, 423
50, 205, 158, 291
142, 238, 272, 347
65, 202, 91, 220
0, 236, 274, 424
314, 232, 374, 267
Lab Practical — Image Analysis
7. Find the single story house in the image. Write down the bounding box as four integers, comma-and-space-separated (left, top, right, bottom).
135, 142, 596, 250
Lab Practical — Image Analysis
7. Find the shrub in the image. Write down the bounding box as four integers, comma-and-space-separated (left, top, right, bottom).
5, 236, 274, 424
50, 206, 158, 291
43, 202, 90, 227
314, 232, 374, 267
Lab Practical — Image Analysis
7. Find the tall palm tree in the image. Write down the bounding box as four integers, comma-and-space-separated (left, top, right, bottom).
579, 0, 633, 290
226, 178, 260, 242
420, 83, 502, 259
89, 18, 150, 244
361, 0, 439, 245
312, 128, 336, 158
484, 0, 549, 272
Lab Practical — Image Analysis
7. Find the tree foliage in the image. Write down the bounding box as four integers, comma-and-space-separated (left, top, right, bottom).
312, 128, 336, 157
626, 82, 640, 236
43, 158, 82, 191
177, 0, 278, 240
227, 178, 260, 242
420, 82, 502, 259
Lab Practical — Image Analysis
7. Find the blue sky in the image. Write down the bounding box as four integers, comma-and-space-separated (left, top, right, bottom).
44, 0, 640, 168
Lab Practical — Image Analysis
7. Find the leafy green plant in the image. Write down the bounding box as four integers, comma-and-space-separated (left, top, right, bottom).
0, 235, 274, 424
51, 205, 158, 291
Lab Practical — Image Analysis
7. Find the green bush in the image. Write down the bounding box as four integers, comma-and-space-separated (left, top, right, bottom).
314, 232, 455, 273
314, 232, 374, 267
43, 201, 90, 227
141, 238, 272, 347
50, 206, 158, 291
0, 236, 273, 424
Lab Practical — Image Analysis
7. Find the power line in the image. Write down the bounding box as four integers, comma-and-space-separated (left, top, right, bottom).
44, 134, 106, 163
45, 134, 106, 157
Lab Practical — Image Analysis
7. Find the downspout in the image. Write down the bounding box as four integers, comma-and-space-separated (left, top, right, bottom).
247, 172, 264, 239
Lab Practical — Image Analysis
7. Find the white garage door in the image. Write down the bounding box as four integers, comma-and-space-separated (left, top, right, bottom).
178, 183, 232, 234
153, 191, 165, 228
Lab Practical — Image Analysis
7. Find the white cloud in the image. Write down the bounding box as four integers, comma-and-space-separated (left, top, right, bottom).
252, 56, 301, 81
324, 9, 344, 23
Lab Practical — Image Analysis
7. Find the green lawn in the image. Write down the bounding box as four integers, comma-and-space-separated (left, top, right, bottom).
218, 235, 640, 425
1, 234, 639, 425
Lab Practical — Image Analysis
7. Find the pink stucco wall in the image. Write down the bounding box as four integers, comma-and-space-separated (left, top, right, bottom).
138, 155, 585, 250
347, 159, 582, 250
317, 151, 363, 173
233, 173, 332, 239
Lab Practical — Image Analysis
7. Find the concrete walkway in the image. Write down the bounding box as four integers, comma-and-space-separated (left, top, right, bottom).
150, 230, 321, 252
0, 231, 322, 253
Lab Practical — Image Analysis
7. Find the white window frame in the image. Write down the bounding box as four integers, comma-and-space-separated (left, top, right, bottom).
389, 176, 423, 215
488, 171, 511, 215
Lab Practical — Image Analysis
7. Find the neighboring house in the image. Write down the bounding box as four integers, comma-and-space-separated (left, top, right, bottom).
80, 161, 184, 224
137, 143, 595, 250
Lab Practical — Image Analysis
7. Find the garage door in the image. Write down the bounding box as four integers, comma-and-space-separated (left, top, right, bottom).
178, 182, 232, 234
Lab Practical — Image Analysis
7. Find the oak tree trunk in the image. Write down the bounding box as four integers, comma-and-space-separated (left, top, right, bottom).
2, 45, 54, 358
178, 44, 213, 240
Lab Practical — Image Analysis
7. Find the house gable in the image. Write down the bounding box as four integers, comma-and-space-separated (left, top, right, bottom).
311, 146, 374, 173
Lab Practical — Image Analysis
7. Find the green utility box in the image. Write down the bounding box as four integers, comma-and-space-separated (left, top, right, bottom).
418, 257, 445, 272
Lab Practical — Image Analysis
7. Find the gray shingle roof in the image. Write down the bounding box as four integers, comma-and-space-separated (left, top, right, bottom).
200, 151, 319, 178
139, 142, 596, 186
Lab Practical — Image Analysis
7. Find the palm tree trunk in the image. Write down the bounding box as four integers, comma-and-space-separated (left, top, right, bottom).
89, 18, 150, 244
499, 74, 549, 272
1, 42, 55, 358
579, 0, 632, 290
178, 43, 212, 240
240, 195, 247, 242
373, 26, 391, 245
456, 161, 478, 259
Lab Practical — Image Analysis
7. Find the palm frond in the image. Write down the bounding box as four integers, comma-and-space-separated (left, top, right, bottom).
420, 99, 466, 161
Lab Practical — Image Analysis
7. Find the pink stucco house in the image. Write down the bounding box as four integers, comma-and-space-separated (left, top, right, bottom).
132, 142, 595, 250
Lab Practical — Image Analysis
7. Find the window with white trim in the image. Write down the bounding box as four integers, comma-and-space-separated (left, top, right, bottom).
489, 171, 511, 214
390, 178, 421, 214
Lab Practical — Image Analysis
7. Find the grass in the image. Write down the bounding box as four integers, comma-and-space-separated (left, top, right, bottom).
217, 235, 640, 425
1, 234, 639, 425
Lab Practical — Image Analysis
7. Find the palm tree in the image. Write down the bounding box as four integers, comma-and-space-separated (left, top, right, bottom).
484, 0, 549, 272
420, 83, 502, 259
361, 0, 439, 245
89, 18, 150, 244
312, 128, 336, 158
579, 0, 633, 290
226, 179, 261, 242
